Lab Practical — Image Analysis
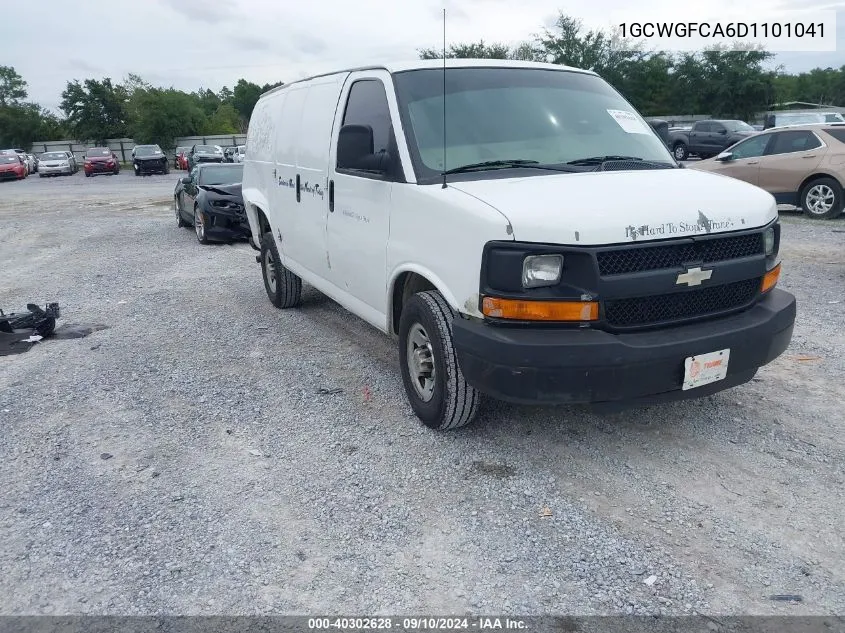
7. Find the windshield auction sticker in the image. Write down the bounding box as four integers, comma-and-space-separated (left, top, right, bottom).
606, 110, 652, 135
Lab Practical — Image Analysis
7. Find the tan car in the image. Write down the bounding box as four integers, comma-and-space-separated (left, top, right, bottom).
690, 123, 845, 219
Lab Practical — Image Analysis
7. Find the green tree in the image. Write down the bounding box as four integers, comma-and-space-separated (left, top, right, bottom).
218, 86, 234, 104
206, 103, 240, 134
419, 40, 513, 60
232, 78, 263, 121
60, 78, 128, 143
193, 88, 221, 117
0, 66, 28, 106
129, 88, 207, 148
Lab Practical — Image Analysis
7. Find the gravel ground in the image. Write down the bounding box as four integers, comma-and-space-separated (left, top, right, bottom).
0, 171, 843, 616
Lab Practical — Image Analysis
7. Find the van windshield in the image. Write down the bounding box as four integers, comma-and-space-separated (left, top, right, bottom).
392, 67, 674, 181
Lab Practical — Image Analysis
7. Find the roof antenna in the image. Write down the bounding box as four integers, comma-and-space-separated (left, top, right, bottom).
441, 7, 447, 189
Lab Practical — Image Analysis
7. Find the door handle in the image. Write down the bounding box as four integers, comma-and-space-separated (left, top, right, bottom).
746, 161, 759, 164
296, 174, 301, 202
802, 154, 817, 158
329, 179, 335, 213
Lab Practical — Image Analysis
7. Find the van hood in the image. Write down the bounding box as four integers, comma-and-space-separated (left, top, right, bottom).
448, 168, 777, 245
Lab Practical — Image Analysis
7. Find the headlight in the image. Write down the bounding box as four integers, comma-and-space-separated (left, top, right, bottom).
522, 254, 563, 288
763, 226, 775, 255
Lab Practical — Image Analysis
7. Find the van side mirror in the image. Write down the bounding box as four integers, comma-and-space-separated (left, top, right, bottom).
181, 176, 191, 184
337, 124, 390, 173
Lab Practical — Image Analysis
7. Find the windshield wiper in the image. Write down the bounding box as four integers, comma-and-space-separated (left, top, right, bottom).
566, 155, 645, 166
442, 159, 578, 175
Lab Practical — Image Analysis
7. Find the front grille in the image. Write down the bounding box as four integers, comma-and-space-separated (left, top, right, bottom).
604, 278, 760, 328
597, 233, 764, 276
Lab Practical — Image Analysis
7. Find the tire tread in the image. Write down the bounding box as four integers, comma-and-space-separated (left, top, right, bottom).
415, 290, 479, 430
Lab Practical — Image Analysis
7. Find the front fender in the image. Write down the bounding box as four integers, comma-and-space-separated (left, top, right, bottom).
387, 263, 470, 334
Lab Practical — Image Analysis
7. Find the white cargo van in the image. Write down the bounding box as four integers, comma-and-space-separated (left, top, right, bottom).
241, 59, 796, 431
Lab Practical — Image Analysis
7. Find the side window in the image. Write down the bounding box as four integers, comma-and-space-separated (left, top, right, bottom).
711, 122, 726, 134
824, 128, 845, 143
695, 122, 712, 133
767, 131, 822, 155
342, 79, 392, 153
730, 134, 770, 159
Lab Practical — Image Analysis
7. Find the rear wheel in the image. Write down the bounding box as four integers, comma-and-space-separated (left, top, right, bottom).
673, 142, 688, 161
398, 291, 480, 430
260, 231, 301, 308
800, 177, 843, 219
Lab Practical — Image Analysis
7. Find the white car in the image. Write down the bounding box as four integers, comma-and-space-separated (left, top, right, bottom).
241, 59, 796, 431
38, 151, 74, 176
233, 145, 246, 163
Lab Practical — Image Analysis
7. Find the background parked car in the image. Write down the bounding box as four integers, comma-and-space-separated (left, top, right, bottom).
223, 146, 237, 162
1, 149, 31, 174
0, 154, 27, 180
690, 124, 845, 219
132, 144, 169, 176
83, 147, 120, 177
173, 162, 248, 244
63, 151, 79, 173
38, 151, 74, 176
174, 146, 190, 170
669, 119, 756, 160
763, 112, 845, 129
26, 153, 37, 173
188, 144, 225, 169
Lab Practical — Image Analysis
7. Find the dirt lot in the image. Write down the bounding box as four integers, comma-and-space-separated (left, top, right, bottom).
0, 171, 844, 616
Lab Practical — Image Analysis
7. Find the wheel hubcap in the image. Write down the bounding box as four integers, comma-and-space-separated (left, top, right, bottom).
674, 147, 684, 159
806, 185, 834, 215
195, 209, 204, 240
406, 323, 436, 402
264, 249, 277, 293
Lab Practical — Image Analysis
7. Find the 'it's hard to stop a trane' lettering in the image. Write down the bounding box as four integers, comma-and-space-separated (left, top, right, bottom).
626, 219, 735, 239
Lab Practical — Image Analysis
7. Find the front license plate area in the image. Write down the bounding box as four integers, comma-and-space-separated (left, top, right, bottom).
682, 349, 730, 391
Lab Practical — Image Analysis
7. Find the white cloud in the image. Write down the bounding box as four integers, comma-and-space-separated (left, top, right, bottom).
2, 0, 841, 113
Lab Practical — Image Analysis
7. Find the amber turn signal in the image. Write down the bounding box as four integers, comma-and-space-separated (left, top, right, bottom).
761, 263, 781, 293
482, 297, 599, 321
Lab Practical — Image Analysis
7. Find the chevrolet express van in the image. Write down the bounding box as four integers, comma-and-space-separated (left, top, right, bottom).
241, 60, 796, 431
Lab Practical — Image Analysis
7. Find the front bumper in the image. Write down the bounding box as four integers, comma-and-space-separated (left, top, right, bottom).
0, 170, 23, 179
85, 162, 117, 174
199, 207, 251, 240
452, 288, 796, 411
134, 161, 167, 173
39, 165, 72, 175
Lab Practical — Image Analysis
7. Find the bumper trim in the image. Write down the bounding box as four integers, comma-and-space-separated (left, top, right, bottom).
452, 288, 796, 409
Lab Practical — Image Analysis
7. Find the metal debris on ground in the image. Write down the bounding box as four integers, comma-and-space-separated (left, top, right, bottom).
0, 303, 60, 356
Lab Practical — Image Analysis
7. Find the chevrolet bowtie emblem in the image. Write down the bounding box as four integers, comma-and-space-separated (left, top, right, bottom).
676, 266, 713, 286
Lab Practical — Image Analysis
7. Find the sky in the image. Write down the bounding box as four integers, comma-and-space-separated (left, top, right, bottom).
3, 0, 844, 114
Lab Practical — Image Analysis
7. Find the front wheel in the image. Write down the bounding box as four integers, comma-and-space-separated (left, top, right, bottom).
673, 143, 689, 161
194, 206, 210, 244
260, 231, 301, 308
175, 196, 187, 227
398, 291, 480, 431
801, 177, 843, 219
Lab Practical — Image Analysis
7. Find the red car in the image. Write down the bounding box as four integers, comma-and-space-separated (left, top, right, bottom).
176, 146, 190, 170
0, 154, 27, 180
83, 147, 120, 177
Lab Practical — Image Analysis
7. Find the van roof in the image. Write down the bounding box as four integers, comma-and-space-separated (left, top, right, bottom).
260, 58, 593, 98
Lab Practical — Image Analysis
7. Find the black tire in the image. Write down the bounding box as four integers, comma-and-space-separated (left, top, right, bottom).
398, 291, 480, 431
260, 231, 301, 308
800, 177, 843, 219
175, 196, 187, 227
85, 172, 91, 178
194, 206, 210, 244
673, 142, 688, 161
164, 163, 170, 175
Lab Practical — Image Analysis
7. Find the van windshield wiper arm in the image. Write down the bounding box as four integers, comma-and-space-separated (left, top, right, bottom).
565, 155, 645, 165
442, 159, 578, 175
